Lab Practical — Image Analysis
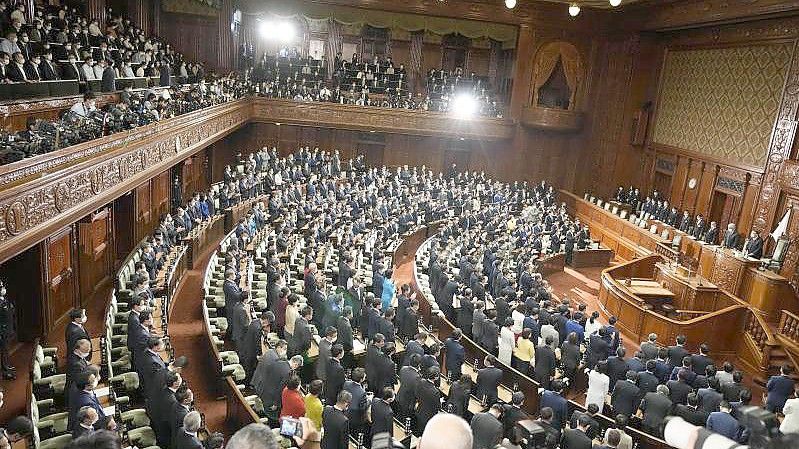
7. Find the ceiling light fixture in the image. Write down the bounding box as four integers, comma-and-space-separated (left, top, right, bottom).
568, 3, 580, 16
505, 0, 517, 9
609, 0, 622, 6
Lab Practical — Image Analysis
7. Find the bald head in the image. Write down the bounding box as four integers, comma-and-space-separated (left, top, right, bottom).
418, 414, 472, 449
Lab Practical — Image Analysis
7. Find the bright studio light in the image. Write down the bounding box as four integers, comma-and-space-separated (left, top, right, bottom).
609, 0, 622, 6
568, 3, 581, 16
505, 0, 516, 9
452, 94, 478, 118
259, 20, 295, 42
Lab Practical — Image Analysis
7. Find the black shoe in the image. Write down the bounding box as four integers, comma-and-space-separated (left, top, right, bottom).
3, 372, 16, 380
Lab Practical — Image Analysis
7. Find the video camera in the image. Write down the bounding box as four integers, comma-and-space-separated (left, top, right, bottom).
663, 406, 799, 449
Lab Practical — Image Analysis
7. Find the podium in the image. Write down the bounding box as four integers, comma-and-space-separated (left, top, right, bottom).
697, 245, 793, 321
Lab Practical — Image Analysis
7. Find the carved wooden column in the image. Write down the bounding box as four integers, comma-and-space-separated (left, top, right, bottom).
87, 0, 106, 26
508, 25, 534, 120
752, 40, 799, 234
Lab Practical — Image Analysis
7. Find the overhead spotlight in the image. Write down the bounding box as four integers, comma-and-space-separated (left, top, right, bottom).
258, 20, 272, 39
568, 3, 581, 16
609, 0, 622, 6
276, 21, 295, 42
452, 94, 478, 119
505, 0, 517, 9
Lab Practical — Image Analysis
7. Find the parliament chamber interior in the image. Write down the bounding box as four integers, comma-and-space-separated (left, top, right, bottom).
2, 0, 799, 449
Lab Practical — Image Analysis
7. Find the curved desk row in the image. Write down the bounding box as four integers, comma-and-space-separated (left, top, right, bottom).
409, 226, 671, 449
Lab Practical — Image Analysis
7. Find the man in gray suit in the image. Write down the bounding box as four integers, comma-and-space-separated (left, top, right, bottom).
251, 340, 302, 413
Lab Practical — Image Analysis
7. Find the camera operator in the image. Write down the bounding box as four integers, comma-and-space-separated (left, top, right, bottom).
70, 92, 97, 117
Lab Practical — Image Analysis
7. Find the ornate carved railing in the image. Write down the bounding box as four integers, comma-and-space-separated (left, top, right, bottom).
742, 309, 777, 375
252, 98, 516, 141
0, 97, 520, 264
779, 309, 799, 343
0, 99, 250, 264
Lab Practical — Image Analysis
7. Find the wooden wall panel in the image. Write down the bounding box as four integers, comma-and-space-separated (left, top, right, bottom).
159, 12, 219, 70
78, 208, 113, 302
45, 227, 76, 335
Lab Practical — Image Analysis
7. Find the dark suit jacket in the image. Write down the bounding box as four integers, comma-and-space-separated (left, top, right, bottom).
476, 366, 503, 404
325, 359, 346, 405
568, 411, 599, 440
539, 390, 568, 429
252, 351, 290, 408
666, 345, 689, 368
174, 430, 203, 449
534, 345, 556, 383
61, 62, 82, 80
444, 337, 465, 378
171, 402, 190, 441
322, 406, 349, 449
674, 404, 709, 427
766, 374, 795, 410
610, 380, 642, 417
68, 390, 105, 430
136, 349, 166, 398
640, 392, 673, 430
415, 378, 441, 430
6, 63, 26, 82
691, 354, 714, 375
40, 60, 59, 80
343, 381, 368, 428
666, 380, 692, 405
471, 412, 503, 449
240, 320, 264, 374
370, 399, 394, 437
638, 371, 660, 394
396, 366, 420, 413
560, 428, 592, 449
706, 411, 741, 442
72, 425, 94, 439
336, 316, 354, 353
65, 352, 89, 389
289, 316, 312, 356
66, 322, 91, 355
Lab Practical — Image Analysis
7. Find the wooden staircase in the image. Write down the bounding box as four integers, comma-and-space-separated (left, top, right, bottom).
748, 310, 799, 386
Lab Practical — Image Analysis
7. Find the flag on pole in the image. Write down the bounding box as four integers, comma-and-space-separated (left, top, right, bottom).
771, 208, 791, 241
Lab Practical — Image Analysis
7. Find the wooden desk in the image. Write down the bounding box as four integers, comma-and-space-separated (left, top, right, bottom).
600, 255, 749, 360
626, 282, 675, 300
571, 248, 614, 268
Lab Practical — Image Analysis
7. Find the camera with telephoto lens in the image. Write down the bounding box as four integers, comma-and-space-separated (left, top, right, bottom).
663, 406, 799, 449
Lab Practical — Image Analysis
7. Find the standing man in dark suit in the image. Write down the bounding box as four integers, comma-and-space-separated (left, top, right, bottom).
72, 407, 98, 439
370, 387, 395, 439
444, 328, 465, 380
539, 380, 569, 430
766, 364, 796, 412
316, 326, 337, 381
639, 385, 673, 437
68, 371, 106, 431
396, 353, 421, 420
65, 308, 90, 358
476, 355, 503, 405
638, 361, 661, 394
65, 338, 91, 391
174, 411, 204, 449
667, 369, 693, 406
171, 388, 193, 442
666, 335, 689, 368
150, 371, 182, 448
415, 367, 442, 434
322, 391, 351, 449
610, 371, 642, 417
691, 343, 715, 375
240, 312, 273, 382
135, 335, 167, 398
325, 344, 346, 405
336, 306, 355, 368
99, 58, 115, 92
534, 337, 557, 390
223, 269, 243, 315
470, 404, 503, 449
560, 415, 592, 449
288, 306, 313, 358
343, 368, 369, 438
